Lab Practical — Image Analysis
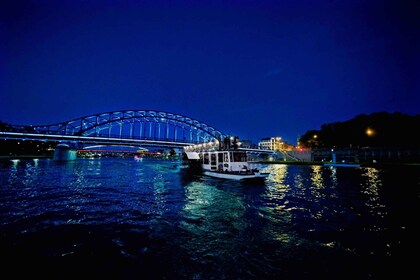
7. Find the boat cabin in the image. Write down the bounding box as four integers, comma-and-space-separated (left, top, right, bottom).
183, 139, 268, 180
204, 150, 249, 172
185, 150, 251, 173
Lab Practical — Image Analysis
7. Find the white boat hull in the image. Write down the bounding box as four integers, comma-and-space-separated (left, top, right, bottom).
203, 170, 269, 181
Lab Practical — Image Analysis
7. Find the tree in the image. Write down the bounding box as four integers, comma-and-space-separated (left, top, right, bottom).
298, 112, 420, 148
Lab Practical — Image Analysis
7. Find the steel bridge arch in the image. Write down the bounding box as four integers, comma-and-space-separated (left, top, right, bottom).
10, 110, 226, 144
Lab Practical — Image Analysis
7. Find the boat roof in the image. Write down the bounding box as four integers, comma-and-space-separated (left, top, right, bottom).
185, 152, 200, 159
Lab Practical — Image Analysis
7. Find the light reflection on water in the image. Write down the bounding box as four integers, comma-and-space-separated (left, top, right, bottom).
311, 165, 324, 189
264, 164, 289, 207
361, 167, 386, 218
0, 158, 418, 279
180, 180, 247, 268
329, 166, 338, 187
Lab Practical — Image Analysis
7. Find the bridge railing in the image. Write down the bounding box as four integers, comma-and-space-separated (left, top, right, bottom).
0, 126, 212, 145
0, 130, 206, 145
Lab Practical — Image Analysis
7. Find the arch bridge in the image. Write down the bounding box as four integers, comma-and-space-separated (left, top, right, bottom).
0, 110, 226, 148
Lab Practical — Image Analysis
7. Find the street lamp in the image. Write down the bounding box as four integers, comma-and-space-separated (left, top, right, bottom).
366, 127, 376, 137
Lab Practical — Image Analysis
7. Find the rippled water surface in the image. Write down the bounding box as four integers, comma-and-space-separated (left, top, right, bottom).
0, 158, 418, 279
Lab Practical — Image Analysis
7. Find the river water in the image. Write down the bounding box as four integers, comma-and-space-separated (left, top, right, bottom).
0, 158, 418, 279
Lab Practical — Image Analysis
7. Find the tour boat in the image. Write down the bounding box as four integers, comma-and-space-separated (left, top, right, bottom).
183, 139, 269, 181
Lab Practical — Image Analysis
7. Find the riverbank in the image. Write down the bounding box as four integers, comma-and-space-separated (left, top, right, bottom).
256, 160, 420, 168
256, 160, 322, 166
0, 155, 53, 160
2, 156, 418, 168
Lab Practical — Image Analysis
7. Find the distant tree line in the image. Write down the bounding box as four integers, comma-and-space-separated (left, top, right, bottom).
298, 112, 420, 149
0, 121, 13, 131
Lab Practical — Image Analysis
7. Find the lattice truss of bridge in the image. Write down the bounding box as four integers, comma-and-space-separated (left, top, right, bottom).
2, 110, 226, 145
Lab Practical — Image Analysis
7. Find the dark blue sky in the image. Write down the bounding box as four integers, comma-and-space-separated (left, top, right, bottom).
1, 0, 418, 144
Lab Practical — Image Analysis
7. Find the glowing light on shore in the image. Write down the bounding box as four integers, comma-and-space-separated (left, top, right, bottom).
366, 127, 376, 137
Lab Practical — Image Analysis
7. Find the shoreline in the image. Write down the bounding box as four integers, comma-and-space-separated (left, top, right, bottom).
0, 155, 53, 160
1, 156, 419, 167
255, 160, 420, 168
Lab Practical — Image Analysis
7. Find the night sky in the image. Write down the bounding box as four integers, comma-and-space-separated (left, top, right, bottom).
1, 0, 418, 144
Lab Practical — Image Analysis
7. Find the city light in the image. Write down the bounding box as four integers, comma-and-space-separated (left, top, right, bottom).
366, 127, 376, 137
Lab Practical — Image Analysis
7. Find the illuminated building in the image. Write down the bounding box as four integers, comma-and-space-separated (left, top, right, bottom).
258, 137, 283, 151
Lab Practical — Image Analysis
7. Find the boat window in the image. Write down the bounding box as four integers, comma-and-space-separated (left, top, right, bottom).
224, 153, 229, 162
211, 154, 216, 165
232, 152, 247, 162
204, 153, 209, 164
218, 153, 223, 163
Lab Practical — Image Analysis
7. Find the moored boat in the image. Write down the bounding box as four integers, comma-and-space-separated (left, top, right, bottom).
183, 138, 269, 181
